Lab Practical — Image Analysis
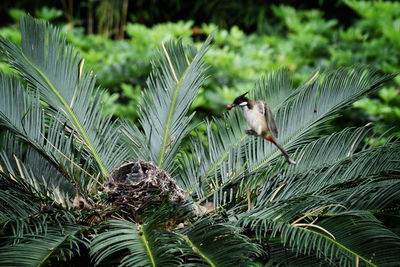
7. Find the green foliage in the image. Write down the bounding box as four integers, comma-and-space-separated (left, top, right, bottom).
91, 213, 260, 266
0, 225, 89, 266
67, 2, 400, 138
34, 6, 63, 21
1, 13, 400, 267
1, 3, 399, 138
354, 87, 400, 137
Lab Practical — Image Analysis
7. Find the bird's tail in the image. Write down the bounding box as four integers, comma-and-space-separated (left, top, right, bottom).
264, 135, 296, 165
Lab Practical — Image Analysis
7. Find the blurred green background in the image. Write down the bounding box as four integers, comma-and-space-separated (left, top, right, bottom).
1, 0, 399, 139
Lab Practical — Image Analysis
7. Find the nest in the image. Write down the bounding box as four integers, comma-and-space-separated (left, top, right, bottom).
105, 159, 186, 221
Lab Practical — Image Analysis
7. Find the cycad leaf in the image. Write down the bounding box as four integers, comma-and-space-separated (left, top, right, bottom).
252, 68, 294, 110
330, 179, 400, 212
90, 220, 180, 267
0, 187, 39, 225
237, 132, 400, 265
126, 34, 213, 171
278, 213, 400, 266
0, 15, 128, 178
178, 218, 262, 266
273, 141, 400, 203
0, 150, 77, 210
251, 126, 375, 203
0, 225, 88, 266
0, 74, 78, 187
0, 74, 100, 193
90, 209, 260, 266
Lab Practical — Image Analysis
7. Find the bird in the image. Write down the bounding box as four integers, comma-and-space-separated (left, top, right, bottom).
226, 92, 296, 165
125, 162, 144, 183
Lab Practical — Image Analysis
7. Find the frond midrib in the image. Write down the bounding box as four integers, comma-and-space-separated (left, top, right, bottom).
293, 226, 378, 267
157, 65, 190, 168
178, 233, 216, 267
19, 48, 108, 177
141, 229, 156, 267
38, 228, 82, 266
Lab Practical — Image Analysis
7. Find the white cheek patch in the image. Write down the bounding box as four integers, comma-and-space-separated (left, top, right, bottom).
239, 102, 248, 106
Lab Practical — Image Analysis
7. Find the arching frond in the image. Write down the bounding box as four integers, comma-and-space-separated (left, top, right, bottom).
90, 208, 261, 266
270, 142, 400, 203
239, 190, 400, 266
120, 34, 214, 173
265, 242, 330, 267
327, 179, 400, 212
90, 220, 181, 266
0, 15, 128, 179
0, 73, 103, 193
178, 217, 262, 266
0, 186, 39, 226
235, 132, 400, 265
0, 151, 75, 208
0, 224, 88, 267
276, 213, 400, 266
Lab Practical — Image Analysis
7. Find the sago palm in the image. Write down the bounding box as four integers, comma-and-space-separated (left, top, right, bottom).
0, 15, 399, 267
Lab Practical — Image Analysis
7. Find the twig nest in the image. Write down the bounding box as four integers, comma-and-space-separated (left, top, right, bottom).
105, 159, 185, 220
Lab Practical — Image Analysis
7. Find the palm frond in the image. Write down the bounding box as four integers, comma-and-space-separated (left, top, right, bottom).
178, 114, 248, 200
239, 191, 400, 266
328, 179, 400, 212
120, 34, 213, 172
178, 217, 262, 266
248, 126, 377, 203
0, 224, 88, 266
271, 142, 400, 204
286, 125, 373, 173
0, 73, 98, 193
277, 212, 400, 266
91, 206, 261, 266
235, 133, 400, 265
0, 151, 75, 209
0, 132, 79, 195
0, 187, 39, 226
252, 68, 295, 109
0, 74, 42, 149
90, 219, 180, 266
0, 152, 81, 240
0, 15, 128, 179
264, 242, 331, 267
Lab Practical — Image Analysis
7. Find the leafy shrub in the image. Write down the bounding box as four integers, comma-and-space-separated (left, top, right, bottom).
0, 2, 399, 137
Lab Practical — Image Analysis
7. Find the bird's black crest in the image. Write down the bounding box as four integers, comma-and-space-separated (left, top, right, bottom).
233, 92, 249, 105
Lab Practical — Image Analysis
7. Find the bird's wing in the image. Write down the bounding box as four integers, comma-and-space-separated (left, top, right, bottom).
256, 100, 279, 138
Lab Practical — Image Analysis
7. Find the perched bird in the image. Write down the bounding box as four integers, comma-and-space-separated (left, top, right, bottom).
125, 162, 144, 183
227, 92, 296, 165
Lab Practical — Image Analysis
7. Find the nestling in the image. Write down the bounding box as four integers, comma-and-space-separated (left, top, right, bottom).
125, 162, 144, 183
227, 92, 296, 165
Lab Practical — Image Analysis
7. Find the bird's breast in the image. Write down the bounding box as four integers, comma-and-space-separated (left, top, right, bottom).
243, 107, 268, 135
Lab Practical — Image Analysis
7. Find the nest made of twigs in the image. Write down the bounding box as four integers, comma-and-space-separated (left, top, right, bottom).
105, 159, 185, 221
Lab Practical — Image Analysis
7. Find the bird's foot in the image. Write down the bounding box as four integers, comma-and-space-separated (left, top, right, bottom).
245, 129, 257, 136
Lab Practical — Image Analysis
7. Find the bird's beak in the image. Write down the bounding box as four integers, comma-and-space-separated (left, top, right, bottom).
226, 104, 235, 110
